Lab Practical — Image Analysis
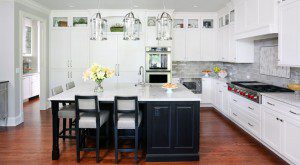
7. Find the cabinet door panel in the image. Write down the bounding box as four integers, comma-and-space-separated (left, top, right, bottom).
245, 0, 259, 29
90, 35, 118, 68
173, 103, 199, 153
117, 36, 145, 72
117, 71, 139, 84
70, 28, 89, 69
147, 103, 172, 153
31, 75, 40, 96
262, 106, 282, 152
173, 30, 186, 61
279, 0, 300, 66
50, 29, 70, 69
201, 29, 216, 61
235, 1, 246, 33
186, 30, 201, 61
23, 77, 31, 100
282, 118, 300, 164
201, 78, 211, 103
50, 69, 69, 91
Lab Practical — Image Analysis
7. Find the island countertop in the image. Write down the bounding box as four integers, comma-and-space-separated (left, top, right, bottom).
48, 83, 201, 102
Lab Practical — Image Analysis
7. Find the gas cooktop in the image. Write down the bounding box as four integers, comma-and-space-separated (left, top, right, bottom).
228, 81, 294, 104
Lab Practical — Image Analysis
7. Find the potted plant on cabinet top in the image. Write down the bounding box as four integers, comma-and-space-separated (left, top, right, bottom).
73, 17, 88, 27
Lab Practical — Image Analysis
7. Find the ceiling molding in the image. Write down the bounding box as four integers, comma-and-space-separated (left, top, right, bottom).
14, 0, 50, 15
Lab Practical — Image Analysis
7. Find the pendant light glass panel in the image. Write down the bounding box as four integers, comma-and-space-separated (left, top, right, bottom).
90, 13, 107, 40
157, 12, 172, 40
123, 12, 141, 40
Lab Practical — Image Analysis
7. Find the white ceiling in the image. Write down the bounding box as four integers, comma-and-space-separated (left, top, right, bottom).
32, 0, 230, 12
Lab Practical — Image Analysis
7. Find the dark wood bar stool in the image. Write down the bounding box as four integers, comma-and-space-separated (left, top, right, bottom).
51, 85, 75, 140
114, 96, 142, 163
75, 95, 110, 163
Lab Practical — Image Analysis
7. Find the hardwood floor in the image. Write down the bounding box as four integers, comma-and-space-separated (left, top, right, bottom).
0, 99, 287, 165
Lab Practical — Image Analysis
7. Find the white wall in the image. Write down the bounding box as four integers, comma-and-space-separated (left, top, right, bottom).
0, 1, 17, 126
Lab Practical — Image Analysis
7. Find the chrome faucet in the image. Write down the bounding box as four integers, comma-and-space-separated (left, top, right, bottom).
138, 66, 145, 85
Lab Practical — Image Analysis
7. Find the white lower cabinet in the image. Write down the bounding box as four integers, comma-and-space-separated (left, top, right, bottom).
201, 78, 211, 104
23, 74, 40, 100
262, 106, 283, 152
282, 117, 300, 164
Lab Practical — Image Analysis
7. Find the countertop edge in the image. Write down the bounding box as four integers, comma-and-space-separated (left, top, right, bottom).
261, 93, 300, 109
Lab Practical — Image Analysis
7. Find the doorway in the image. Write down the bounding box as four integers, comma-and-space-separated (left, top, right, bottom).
19, 11, 47, 123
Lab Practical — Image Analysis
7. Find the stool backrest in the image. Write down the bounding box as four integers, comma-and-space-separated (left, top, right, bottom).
75, 95, 100, 125
66, 81, 75, 90
114, 96, 139, 127
51, 86, 63, 96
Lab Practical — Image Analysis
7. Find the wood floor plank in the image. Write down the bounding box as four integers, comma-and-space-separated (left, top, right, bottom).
0, 99, 287, 164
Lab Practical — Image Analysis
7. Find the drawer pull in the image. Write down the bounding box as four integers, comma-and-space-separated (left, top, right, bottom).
233, 99, 237, 102
233, 113, 238, 116
248, 123, 254, 127
248, 107, 254, 110
267, 102, 275, 106
290, 111, 300, 115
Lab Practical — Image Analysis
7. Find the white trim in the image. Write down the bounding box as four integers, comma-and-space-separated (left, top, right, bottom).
19, 11, 48, 122
14, 0, 50, 15
0, 113, 23, 126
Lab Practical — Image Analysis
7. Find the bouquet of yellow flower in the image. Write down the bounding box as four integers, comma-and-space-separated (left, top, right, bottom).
83, 64, 114, 92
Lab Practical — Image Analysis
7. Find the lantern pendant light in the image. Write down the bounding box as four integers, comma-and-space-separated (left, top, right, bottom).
157, 0, 172, 41
90, 0, 107, 41
123, 0, 141, 40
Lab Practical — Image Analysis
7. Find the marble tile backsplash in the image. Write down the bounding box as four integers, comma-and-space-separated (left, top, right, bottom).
172, 38, 300, 88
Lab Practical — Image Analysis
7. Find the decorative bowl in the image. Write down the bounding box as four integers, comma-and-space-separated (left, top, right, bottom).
218, 70, 228, 78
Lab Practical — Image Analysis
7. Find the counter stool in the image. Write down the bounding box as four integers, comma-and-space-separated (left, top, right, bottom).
114, 96, 142, 163
51, 86, 76, 140
75, 95, 110, 163
66, 81, 75, 90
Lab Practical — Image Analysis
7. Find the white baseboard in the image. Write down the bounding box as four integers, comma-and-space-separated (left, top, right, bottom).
200, 103, 213, 107
0, 113, 23, 126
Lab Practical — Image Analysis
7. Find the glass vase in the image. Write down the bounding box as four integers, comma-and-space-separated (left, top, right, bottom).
94, 82, 104, 93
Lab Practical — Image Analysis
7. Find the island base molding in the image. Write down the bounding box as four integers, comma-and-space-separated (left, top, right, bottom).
146, 153, 199, 162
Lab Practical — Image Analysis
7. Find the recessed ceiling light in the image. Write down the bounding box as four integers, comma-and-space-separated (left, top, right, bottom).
193, 5, 198, 8
133, 5, 139, 8
68, 5, 75, 8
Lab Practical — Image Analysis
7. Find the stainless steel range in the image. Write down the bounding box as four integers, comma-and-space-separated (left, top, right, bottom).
227, 81, 294, 104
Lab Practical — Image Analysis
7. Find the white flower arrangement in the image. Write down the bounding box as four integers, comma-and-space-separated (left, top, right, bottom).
83, 64, 114, 84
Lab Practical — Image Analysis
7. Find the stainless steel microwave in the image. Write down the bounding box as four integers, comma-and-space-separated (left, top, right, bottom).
146, 71, 171, 84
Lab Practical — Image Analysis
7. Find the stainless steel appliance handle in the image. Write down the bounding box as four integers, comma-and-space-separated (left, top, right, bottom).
115, 64, 118, 76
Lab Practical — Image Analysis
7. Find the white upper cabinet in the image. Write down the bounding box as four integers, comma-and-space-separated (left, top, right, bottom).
278, 0, 300, 67
117, 35, 145, 72
70, 28, 89, 69
172, 13, 217, 62
173, 29, 186, 61
89, 35, 118, 69
233, 0, 278, 39
186, 29, 201, 61
50, 29, 71, 69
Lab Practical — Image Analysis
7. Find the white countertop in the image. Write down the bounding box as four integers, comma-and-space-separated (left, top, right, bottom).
48, 83, 201, 102
261, 92, 300, 108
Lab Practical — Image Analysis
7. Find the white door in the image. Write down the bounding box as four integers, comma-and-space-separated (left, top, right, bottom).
23, 77, 31, 100
186, 29, 201, 61
278, 0, 300, 67
221, 84, 229, 116
222, 26, 230, 62
261, 106, 282, 152
173, 29, 186, 61
282, 117, 300, 164
146, 26, 158, 46
70, 28, 89, 69
118, 71, 140, 84
89, 35, 118, 69
200, 29, 216, 61
50, 29, 70, 69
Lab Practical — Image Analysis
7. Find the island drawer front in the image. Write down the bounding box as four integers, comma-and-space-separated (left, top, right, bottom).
147, 101, 200, 157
